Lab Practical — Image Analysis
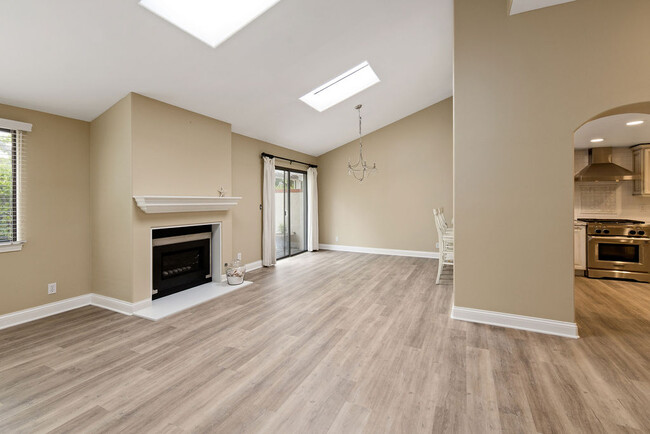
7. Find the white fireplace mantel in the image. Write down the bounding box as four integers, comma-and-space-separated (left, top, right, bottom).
133, 196, 241, 214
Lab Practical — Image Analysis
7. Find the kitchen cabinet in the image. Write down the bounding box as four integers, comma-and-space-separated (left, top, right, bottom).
632, 144, 650, 196
574, 223, 587, 271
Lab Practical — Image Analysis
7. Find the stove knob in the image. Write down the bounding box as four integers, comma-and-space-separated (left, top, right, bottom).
639, 230, 646, 236
603, 229, 610, 234
595, 229, 602, 234
630, 230, 637, 235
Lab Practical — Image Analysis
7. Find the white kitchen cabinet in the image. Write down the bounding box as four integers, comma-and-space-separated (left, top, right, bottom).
574, 224, 587, 271
632, 144, 650, 196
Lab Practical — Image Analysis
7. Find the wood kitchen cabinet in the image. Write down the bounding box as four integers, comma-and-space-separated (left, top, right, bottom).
632, 144, 650, 196
574, 224, 587, 271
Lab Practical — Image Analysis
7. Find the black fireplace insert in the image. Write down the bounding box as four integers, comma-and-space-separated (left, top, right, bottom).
152, 225, 212, 299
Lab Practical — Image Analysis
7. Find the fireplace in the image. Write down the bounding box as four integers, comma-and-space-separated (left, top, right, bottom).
152, 224, 214, 299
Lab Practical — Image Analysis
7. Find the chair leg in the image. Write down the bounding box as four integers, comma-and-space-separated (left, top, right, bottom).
436, 258, 443, 284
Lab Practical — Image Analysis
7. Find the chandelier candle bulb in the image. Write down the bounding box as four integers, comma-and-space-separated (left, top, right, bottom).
347, 104, 377, 182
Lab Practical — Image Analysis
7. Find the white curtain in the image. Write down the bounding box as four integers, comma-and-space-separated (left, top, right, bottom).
262, 156, 276, 266
307, 167, 319, 251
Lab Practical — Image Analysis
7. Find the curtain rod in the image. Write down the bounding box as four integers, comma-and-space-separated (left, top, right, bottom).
261, 152, 317, 168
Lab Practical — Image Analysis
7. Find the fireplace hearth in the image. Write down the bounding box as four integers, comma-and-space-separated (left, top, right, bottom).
152, 225, 213, 299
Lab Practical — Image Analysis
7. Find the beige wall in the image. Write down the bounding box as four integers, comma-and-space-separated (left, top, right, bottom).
231, 133, 317, 264
90, 95, 133, 302
454, 0, 650, 321
0, 104, 91, 315
318, 98, 453, 252
89, 93, 238, 303
0, 94, 320, 313
130, 94, 234, 302
131, 94, 232, 197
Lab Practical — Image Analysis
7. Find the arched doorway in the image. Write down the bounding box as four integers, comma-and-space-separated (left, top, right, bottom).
573, 102, 650, 335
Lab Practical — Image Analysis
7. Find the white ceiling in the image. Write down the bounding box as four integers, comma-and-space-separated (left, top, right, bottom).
0, 0, 452, 156
574, 114, 650, 149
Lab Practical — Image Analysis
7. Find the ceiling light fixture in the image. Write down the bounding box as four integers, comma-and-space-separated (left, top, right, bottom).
300, 61, 380, 112
347, 104, 377, 182
590, 138, 604, 143
626, 120, 644, 126
139, 0, 281, 48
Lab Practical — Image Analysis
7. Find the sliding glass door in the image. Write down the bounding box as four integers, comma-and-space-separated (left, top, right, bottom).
275, 168, 307, 260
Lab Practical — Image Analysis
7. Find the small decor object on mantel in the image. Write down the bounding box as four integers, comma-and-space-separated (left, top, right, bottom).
217, 186, 226, 197
347, 104, 377, 182
225, 258, 246, 285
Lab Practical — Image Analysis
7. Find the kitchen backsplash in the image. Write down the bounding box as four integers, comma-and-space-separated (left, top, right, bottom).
574, 148, 650, 220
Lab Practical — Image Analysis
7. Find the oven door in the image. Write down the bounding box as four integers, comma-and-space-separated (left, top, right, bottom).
587, 236, 650, 273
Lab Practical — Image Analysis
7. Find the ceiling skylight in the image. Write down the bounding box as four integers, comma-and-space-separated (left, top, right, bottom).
300, 61, 380, 112
139, 0, 281, 48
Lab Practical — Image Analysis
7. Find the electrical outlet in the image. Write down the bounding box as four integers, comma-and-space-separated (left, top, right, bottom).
436, 242, 440, 249
335, 235, 339, 242
237, 252, 242, 261
47, 282, 57, 294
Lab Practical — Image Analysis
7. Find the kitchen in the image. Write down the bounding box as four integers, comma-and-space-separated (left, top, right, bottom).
574, 111, 650, 289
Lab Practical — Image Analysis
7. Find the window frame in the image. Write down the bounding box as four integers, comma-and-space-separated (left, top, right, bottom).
0, 127, 19, 247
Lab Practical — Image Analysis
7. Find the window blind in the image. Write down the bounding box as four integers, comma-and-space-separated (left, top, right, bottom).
0, 117, 31, 246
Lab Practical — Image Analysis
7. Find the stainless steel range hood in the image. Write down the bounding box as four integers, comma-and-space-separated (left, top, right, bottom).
574, 147, 636, 182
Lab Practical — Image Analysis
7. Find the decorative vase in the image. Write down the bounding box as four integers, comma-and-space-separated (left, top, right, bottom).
225, 259, 246, 285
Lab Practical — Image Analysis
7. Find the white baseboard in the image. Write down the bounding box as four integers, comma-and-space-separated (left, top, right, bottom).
90, 294, 151, 316
246, 260, 263, 272
132, 298, 153, 312
0, 293, 154, 330
0, 294, 92, 330
451, 306, 579, 339
320, 244, 439, 259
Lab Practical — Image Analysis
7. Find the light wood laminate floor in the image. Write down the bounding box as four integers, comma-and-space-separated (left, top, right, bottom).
0, 251, 648, 433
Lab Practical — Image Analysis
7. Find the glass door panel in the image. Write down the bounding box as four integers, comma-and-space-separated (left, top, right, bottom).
274, 170, 289, 260
274, 168, 307, 259
289, 172, 306, 254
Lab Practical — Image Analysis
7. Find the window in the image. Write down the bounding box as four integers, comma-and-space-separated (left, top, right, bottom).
0, 128, 17, 243
0, 117, 29, 252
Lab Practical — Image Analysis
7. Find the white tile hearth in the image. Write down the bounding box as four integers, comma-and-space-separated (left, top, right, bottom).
133, 280, 252, 321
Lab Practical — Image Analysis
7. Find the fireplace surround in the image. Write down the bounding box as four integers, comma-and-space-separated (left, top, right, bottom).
151, 223, 221, 299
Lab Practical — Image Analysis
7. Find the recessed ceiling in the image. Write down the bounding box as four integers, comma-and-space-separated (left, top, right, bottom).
574, 113, 650, 149
0, 0, 452, 156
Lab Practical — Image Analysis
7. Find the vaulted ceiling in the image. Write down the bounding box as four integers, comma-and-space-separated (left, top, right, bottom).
1, 0, 452, 155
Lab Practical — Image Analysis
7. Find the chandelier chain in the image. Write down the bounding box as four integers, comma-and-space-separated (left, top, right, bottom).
347, 104, 377, 182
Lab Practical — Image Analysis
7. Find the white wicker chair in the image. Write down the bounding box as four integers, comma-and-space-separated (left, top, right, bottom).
433, 208, 454, 284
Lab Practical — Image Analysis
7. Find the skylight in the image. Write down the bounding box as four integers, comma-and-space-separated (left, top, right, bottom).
300, 62, 380, 112
139, 0, 282, 48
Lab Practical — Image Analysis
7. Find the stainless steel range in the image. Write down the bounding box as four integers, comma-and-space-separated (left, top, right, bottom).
578, 218, 650, 283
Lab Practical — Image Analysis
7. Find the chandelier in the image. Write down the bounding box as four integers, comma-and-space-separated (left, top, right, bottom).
347, 104, 377, 182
